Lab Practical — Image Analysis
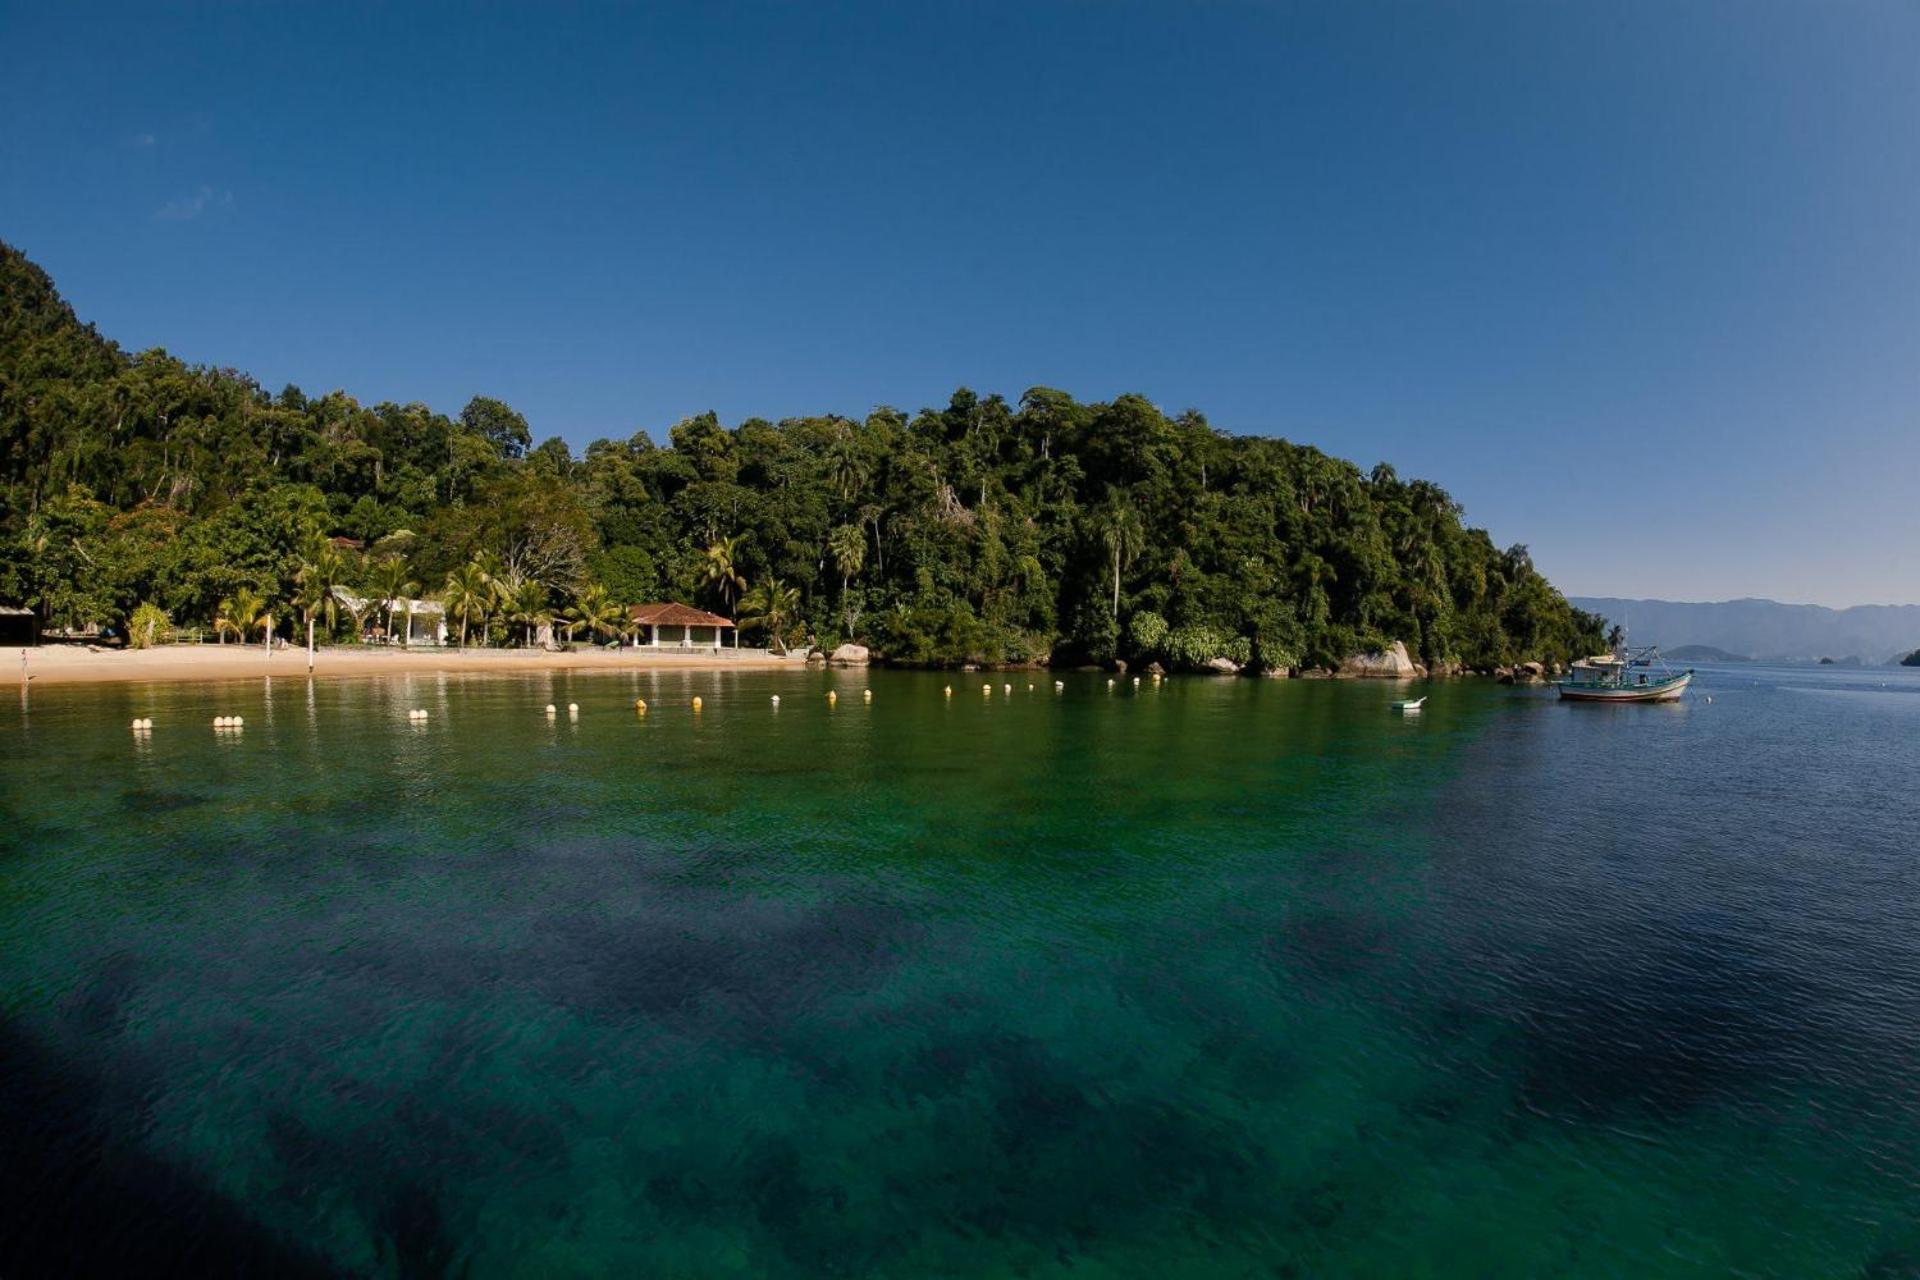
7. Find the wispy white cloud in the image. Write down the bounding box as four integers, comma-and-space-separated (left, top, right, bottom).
154, 185, 233, 221
126, 132, 157, 148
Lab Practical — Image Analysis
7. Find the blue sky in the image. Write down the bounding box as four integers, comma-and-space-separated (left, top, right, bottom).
3, 2, 1917, 606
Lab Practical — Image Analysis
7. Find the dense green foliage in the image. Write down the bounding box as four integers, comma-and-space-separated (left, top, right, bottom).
0, 241, 1603, 668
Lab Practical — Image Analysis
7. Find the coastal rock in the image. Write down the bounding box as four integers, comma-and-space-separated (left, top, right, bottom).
1519, 661, 1545, 680
830, 643, 870, 666
1204, 656, 1241, 675
1145, 661, 1167, 676
804, 648, 827, 665
1112, 659, 1128, 674
1337, 640, 1417, 679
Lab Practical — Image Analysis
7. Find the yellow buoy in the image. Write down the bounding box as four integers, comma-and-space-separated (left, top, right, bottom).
692, 696, 703, 711
827, 690, 838, 704
635, 698, 648, 715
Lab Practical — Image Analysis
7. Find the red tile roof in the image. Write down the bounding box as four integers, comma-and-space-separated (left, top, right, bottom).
626, 603, 735, 627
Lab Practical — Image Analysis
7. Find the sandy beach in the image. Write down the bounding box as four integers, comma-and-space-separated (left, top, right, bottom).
4, 643, 812, 687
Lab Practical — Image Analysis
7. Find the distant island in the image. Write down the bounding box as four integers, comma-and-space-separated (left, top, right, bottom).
1903, 651, 1920, 668
0, 240, 1602, 673
1665, 644, 1751, 663
1570, 596, 1920, 666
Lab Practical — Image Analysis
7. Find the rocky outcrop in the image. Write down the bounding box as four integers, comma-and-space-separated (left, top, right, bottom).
1203, 656, 1241, 675
830, 643, 870, 666
1337, 640, 1417, 679
1145, 661, 1167, 676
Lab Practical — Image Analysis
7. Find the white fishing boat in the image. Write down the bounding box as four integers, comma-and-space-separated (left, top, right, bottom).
1391, 696, 1426, 712
1557, 646, 1691, 703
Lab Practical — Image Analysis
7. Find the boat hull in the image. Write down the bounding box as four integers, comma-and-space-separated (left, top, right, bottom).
1556, 671, 1691, 703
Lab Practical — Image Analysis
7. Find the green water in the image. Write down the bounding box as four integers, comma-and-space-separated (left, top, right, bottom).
2, 666, 1918, 1277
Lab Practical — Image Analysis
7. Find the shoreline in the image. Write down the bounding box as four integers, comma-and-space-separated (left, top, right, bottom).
3, 644, 811, 688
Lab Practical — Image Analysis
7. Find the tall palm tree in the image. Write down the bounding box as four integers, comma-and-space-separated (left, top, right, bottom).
828, 523, 865, 635
293, 544, 351, 664
1097, 494, 1144, 620
364, 554, 418, 645
442, 561, 491, 649
701, 535, 746, 614
565, 582, 627, 645
737, 577, 801, 654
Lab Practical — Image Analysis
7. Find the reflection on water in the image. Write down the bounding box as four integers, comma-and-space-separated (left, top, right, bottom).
2, 664, 1919, 1277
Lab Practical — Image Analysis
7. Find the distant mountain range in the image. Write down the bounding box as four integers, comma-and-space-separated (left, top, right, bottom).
1569, 597, 1920, 665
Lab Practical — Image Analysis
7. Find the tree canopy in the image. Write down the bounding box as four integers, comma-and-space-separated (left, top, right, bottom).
0, 240, 1604, 668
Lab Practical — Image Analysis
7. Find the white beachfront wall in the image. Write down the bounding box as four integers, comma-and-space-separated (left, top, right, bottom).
632, 623, 734, 648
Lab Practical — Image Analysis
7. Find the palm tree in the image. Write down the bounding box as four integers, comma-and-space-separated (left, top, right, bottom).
216, 586, 274, 647
737, 577, 801, 654
293, 544, 350, 665
701, 535, 746, 614
1096, 493, 1144, 620
827, 426, 869, 503
504, 577, 552, 648
364, 554, 418, 645
565, 582, 627, 645
828, 523, 865, 635
442, 561, 491, 648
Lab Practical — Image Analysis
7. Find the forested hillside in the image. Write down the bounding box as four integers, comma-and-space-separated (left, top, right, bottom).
0, 241, 1603, 669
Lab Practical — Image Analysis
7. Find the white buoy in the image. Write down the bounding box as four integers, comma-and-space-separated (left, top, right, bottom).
944, 685, 953, 697
1026, 683, 1033, 692
1054, 680, 1064, 692
863, 689, 872, 702
771, 694, 780, 706
1107, 678, 1115, 690
568, 702, 579, 719
982, 683, 992, 695
1003, 683, 1012, 695
545, 703, 557, 717
233, 716, 244, 727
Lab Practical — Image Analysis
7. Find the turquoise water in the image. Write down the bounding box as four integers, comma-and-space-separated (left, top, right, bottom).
2, 664, 1918, 1277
